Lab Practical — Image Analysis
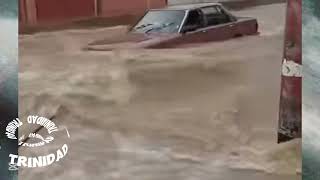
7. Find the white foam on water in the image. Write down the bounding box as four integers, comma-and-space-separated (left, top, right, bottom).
0, 17, 18, 104
302, 1, 320, 151
18, 4, 300, 180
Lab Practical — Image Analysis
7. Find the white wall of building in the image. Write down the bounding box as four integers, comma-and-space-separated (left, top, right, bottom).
168, 0, 242, 5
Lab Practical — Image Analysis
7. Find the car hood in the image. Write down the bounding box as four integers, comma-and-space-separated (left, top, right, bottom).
85, 32, 179, 51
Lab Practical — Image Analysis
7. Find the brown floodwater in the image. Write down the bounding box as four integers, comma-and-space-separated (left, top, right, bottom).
19, 4, 300, 180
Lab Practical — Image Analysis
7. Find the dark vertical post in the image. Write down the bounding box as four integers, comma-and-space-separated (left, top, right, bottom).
278, 0, 302, 143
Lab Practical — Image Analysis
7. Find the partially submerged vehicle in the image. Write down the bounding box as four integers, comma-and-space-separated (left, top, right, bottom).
86, 3, 258, 51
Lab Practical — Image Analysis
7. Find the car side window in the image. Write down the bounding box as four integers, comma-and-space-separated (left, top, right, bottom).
181, 10, 204, 33
201, 6, 231, 26
184, 10, 203, 27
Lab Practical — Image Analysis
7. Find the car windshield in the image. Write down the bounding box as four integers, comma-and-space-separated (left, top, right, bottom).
132, 10, 186, 33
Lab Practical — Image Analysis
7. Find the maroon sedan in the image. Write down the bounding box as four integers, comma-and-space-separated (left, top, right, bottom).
86, 3, 259, 51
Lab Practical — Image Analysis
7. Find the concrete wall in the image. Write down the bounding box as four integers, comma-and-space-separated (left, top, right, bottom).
99, 0, 166, 17
168, 0, 284, 5
168, 0, 237, 5
35, 0, 96, 23
19, 0, 167, 27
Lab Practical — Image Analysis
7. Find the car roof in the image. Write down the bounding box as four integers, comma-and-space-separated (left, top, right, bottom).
151, 2, 222, 11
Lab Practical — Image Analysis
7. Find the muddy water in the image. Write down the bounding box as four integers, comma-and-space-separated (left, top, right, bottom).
19, 4, 300, 180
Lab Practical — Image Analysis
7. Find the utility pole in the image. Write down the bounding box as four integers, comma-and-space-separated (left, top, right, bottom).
278, 0, 302, 143
94, 0, 99, 17
25, 0, 38, 26
147, 0, 151, 9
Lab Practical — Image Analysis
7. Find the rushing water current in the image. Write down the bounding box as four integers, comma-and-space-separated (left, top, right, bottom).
302, 0, 320, 179
18, 4, 301, 180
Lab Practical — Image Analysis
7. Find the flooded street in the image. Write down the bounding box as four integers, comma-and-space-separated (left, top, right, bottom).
19, 4, 300, 180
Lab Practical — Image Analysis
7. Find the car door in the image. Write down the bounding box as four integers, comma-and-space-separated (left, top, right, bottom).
177, 9, 208, 44
197, 5, 237, 41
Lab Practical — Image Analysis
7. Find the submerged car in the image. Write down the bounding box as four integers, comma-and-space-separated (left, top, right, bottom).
86, 3, 259, 50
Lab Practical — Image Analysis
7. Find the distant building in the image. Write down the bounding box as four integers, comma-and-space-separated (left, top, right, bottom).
19, 0, 167, 27
168, 0, 221, 5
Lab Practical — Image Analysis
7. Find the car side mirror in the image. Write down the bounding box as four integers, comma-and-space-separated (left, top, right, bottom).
181, 25, 199, 34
